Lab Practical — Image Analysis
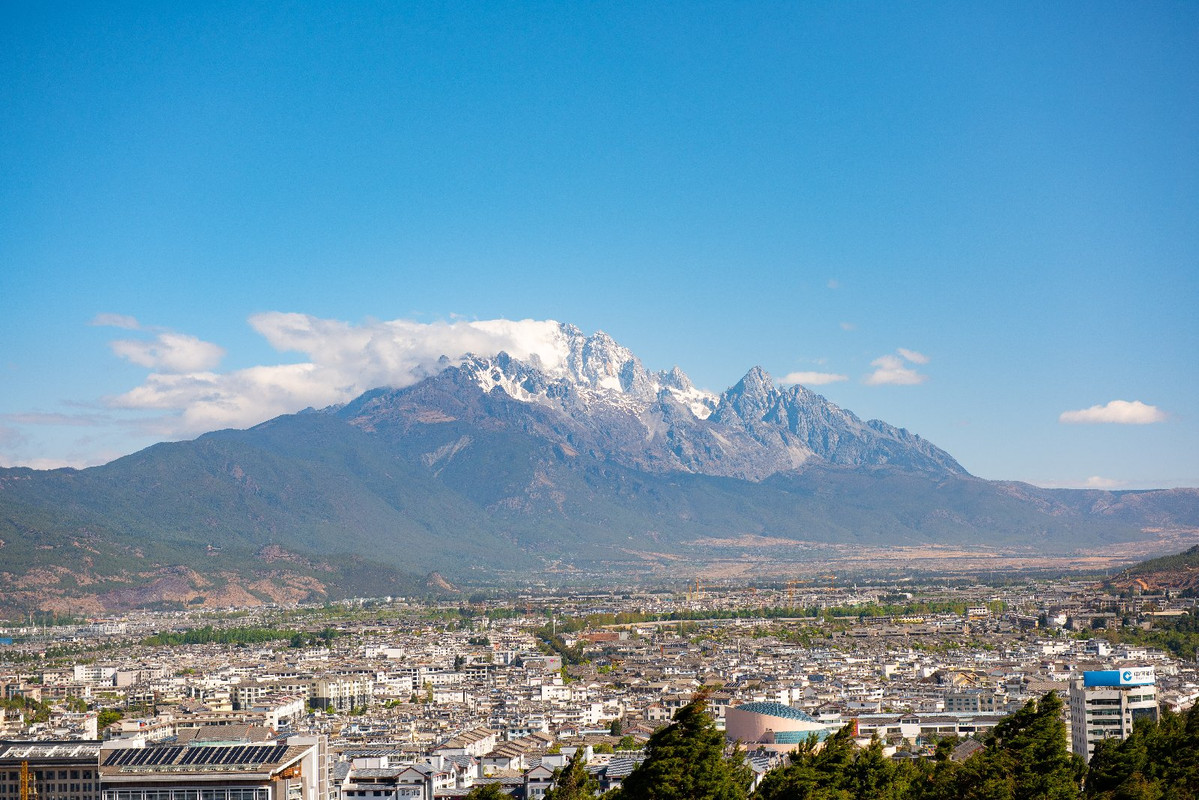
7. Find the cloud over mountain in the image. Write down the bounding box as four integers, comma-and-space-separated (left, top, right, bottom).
108, 314, 578, 435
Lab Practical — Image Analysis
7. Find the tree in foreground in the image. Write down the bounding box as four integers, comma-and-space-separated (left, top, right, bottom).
464, 782, 509, 800
616, 689, 752, 800
1084, 702, 1199, 799
753, 691, 1082, 800
545, 748, 599, 800
934, 691, 1084, 800
753, 725, 921, 800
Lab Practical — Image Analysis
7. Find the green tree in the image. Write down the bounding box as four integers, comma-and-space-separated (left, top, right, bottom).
1084, 703, 1199, 800
752, 727, 921, 800
546, 749, 598, 800
616, 690, 752, 800
940, 692, 1083, 800
465, 783, 509, 800
97, 708, 123, 728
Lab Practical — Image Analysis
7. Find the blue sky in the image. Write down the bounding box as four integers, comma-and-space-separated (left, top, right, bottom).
1, 3, 1196, 488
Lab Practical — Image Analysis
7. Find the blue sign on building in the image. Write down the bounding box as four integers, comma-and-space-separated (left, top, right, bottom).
1083, 667, 1154, 687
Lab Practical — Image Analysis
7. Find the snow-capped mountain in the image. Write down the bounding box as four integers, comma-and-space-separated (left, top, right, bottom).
340, 323, 966, 481
463, 323, 718, 418
6, 320, 1199, 612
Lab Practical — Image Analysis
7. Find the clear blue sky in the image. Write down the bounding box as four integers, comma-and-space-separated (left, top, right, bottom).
2, 3, 1196, 488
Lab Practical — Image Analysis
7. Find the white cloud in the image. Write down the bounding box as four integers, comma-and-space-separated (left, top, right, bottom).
864, 351, 929, 386
1059, 400, 1166, 425
109, 314, 579, 435
839, 322, 855, 331
90, 313, 141, 330
111, 332, 226, 373
1084, 476, 1124, 489
1032, 475, 1128, 489
780, 371, 849, 386
826, 279, 840, 290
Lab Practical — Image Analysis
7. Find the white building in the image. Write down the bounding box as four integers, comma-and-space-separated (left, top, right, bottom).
1069, 666, 1159, 762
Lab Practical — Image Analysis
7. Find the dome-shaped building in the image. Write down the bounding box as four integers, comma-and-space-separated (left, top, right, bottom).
724, 701, 831, 753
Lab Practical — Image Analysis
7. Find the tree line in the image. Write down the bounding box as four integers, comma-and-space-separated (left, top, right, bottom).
463, 690, 1199, 800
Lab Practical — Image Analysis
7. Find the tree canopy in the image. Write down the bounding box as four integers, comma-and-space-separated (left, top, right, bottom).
1084, 702, 1199, 799
617, 690, 752, 800
751, 691, 1084, 800
545, 749, 599, 800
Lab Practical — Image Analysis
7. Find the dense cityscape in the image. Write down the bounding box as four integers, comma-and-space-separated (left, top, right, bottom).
2, 576, 1197, 798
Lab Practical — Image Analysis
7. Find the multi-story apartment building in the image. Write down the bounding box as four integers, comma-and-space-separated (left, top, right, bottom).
1069, 666, 1159, 762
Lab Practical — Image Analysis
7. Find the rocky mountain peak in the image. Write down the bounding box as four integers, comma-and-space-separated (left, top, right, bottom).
734, 366, 776, 398
351, 325, 970, 481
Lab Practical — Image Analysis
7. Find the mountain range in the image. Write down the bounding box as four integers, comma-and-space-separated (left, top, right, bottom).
2, 323, 1197, 616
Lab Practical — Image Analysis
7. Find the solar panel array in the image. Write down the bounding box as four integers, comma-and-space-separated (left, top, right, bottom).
178, 745, 288, 767
101, 745, 291, 771
103, 747, 186, 768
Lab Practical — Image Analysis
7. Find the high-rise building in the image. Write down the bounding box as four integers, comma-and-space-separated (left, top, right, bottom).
1069, 666, 1159, 762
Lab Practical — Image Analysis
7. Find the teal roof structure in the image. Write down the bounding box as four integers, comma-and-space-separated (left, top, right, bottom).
734, 702, 818, 723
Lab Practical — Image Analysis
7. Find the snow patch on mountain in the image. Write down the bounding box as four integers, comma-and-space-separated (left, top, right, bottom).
459, 322, 718, 420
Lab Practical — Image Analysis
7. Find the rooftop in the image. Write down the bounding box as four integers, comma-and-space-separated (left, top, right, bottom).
733, 702, 818, 723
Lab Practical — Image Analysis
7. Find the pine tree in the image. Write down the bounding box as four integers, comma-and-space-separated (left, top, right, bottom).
465, 782, 510, 800
546, 749, 598, 800
942, 692, 1083, 800
752, 728, 920, 800
1084, 703, 1199, 800
616, 690, 752, 800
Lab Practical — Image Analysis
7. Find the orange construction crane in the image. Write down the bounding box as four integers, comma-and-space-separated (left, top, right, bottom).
20, 761, 36, 800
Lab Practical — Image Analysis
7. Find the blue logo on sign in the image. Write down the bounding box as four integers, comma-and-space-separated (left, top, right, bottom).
1123, 671, 1132, 681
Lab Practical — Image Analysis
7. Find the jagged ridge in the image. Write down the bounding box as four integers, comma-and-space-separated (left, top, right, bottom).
339, 323, 966, 481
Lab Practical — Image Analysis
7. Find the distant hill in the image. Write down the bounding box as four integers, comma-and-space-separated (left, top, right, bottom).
1109, 545, 1199, 594
1128, 545, 1199, 575
1, 324, 1196, 617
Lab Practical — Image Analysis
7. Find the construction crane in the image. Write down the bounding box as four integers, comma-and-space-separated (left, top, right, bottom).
20, 761, 37, 800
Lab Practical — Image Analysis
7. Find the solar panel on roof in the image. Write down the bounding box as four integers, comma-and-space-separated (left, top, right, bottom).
148, 747, 181, 765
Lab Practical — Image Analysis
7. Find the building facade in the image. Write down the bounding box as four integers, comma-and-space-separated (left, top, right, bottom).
0, 741, 103, 800
1069, 666, 1159, 762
